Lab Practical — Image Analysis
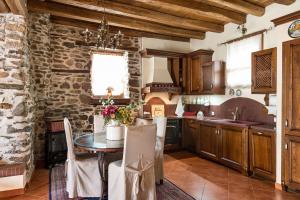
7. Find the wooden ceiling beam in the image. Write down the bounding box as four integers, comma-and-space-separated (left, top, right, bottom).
273, 0, 296, 5
4, 0, 27, 16
116, 0, 246, 24
0, 0, 9, 13
195, 0, 265, 16
50, 0, 223, 33
50, 16, 190, 42
28, 0, 205, 39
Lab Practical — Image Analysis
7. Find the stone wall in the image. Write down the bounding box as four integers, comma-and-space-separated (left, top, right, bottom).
28, 13, 142, 160
0, 13, 35, 180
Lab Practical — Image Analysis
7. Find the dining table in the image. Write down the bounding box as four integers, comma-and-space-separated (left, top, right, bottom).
74, 132, 124, 199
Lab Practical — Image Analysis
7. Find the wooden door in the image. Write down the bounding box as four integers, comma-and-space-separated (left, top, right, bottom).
249, 129, 276, 181
251, 48, 277, 94
219, 125, 248, 174
182, 119, 199, 152
283, 38, 300, 190
197, 123, 219, 161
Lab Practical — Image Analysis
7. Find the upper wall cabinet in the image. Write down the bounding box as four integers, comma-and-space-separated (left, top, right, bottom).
186, 49, 214, 94
201, 61, 225, 95
251, 48, 277, 94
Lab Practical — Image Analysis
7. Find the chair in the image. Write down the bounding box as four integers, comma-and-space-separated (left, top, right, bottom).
108, 124, 157, 200
64, 118, 102, 198
135, 118, 152, 125
153, 117, 167, 184
94, 114, 105, 133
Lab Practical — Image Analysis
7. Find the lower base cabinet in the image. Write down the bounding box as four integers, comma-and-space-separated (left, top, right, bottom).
249, 128, 276, 181
182, 119, 199, 152
195, 122, 248, 175
219, 125, 248, 174
197, 123, 219, 161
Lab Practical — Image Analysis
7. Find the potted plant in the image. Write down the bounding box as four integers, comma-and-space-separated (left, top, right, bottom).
100, 97, 141, 140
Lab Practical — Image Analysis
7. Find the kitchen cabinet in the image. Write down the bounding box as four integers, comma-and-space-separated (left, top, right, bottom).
197, 123, 219, 161
219, 125, 248, 174
182, 119, 199, 152
186, 49, 213, 94
168, 57, 188, 93
201, 61, 226, 94
282, 38, 300, 191
249, 128, 276, 181
251, 48, 277, 94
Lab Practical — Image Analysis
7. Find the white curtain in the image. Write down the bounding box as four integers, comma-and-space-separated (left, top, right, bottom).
226, 34, 262, 88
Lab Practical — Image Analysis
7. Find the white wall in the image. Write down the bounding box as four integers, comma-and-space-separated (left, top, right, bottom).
190, 1, 300, 185
141, 38, 190, 53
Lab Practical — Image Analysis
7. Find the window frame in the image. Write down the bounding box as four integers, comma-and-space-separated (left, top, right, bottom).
90, 49, 130, 101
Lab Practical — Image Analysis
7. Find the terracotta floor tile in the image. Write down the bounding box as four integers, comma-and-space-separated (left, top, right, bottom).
4, 151, 300, 200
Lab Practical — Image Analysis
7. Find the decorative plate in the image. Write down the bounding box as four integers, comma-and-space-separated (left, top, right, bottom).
236, 89, 242, 96
229, 88, 235, 96
288, 20, 300, 38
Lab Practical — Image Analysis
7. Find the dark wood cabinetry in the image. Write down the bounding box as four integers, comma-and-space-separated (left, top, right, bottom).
283, 38, 300, 191
182, 119, 199, 152
251, 48, 277, 94
219, 125, 248, 174
249, 128, 276, 181
201, 61, 225, 94
186, 49, 213, 94
197, 123, 219, 161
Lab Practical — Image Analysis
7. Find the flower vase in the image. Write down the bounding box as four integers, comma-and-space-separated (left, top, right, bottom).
106, 120, 125, 140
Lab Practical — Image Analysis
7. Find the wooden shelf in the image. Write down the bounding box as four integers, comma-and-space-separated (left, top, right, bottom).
140, 48, 186, 58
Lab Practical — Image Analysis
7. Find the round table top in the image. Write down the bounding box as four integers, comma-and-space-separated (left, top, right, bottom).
74, 133, 124, 153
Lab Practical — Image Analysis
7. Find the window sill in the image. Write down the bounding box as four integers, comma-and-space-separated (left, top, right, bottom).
90, 96, 131, 105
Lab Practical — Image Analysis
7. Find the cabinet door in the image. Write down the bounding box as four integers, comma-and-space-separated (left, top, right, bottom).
198, 123, 219, 161
283, 38, 300, 190
182, 119, 198, 152
189, 55, 202, 94
284, 136, 300, 190
201, 62, 213, 94
249, 129, 275, 181
219, 126, 248, 173
251, 48, 277, 94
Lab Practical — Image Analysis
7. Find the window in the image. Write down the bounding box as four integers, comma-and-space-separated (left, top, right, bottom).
91, 52, 129, 97
226, 34, 262, 88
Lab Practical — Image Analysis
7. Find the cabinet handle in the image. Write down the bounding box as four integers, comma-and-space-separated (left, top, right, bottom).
167, 125, 176, 128
257, 132, 264, 135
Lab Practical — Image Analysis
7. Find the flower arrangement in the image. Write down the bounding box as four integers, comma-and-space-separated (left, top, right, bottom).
100, 97, 141, 126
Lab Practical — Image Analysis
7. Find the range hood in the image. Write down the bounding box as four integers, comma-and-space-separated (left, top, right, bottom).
141, 56, 181, 100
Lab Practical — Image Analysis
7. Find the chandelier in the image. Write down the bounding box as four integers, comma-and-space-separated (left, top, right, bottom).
81, 0, 123, 49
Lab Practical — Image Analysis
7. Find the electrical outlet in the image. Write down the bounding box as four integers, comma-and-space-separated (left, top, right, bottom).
211, 111, 215, 116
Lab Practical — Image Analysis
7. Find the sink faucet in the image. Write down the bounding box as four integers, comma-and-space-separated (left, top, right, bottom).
232, 107, 239, 121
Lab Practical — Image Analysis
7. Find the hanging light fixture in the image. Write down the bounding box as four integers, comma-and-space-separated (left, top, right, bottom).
81, 0, 123, 49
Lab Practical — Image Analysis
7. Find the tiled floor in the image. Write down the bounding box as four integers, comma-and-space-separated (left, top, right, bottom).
164, 151, 300, 200
3, 151, 300, 200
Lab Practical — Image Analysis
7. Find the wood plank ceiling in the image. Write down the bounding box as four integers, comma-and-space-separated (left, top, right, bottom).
4, 0, 297, 41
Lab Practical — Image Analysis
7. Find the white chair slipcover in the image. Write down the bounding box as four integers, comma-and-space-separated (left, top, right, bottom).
153, 117, 167, 184
108, 124, 157, 200
135, 118, 152, 125
64, 118, 102, 198
94, 114, 105, 133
